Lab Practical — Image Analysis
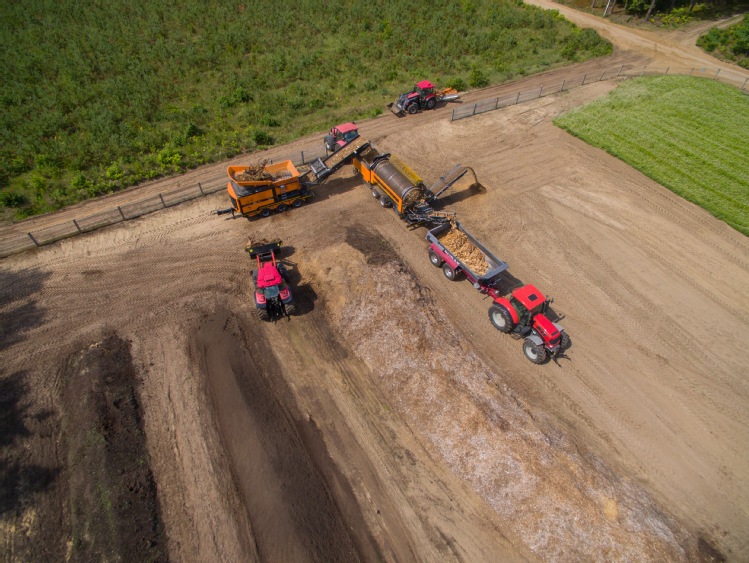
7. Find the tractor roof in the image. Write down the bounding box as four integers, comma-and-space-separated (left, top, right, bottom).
416, 80, 435, 89
333, 122, 358, 133
512, 284, 546, 309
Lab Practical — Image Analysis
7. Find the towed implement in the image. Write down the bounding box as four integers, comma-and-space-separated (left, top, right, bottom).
389, 80, 460, 116
352, 145, 474, 227
246, 240, 294, 320
427, 221, 570, 364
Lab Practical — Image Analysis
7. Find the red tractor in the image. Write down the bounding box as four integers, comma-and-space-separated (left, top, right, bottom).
324, 122, 360, 154
389, 80, 459, 115
488, 284, 570, 364
246, 240, 295, 321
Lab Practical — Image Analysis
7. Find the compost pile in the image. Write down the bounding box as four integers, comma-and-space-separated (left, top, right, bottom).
236, 160, 272, 182
440, 227, 489, 276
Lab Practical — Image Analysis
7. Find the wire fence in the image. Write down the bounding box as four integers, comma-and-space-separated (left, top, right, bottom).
0, 147, 328, 258
2, 63, 746, 258
451, 64, 749, 121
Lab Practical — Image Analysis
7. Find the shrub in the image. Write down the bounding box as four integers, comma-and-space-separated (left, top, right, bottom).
469, 67, 490, 88
0, 190, 28, 208
446, 77, 467, 91
253, 130, 274, 146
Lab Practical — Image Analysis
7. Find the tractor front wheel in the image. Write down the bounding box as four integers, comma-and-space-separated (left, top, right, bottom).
284, 302, 295, 316
407, 103, 419, 115
560, 332, 571, 350
488, 304, 514, 333
523, 339, 548, 364
256, 307, 270, 321
429, 251, 443, 267
426, 98, 436, 110
442, 264, 458, 281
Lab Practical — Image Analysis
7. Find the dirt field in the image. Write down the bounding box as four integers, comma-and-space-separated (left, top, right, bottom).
2, 12, 749, 563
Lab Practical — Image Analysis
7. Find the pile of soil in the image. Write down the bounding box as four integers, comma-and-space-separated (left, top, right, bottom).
440, 227, 489, 276
61, 334, 166, 562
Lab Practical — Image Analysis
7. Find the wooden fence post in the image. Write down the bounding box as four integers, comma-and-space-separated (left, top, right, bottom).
73, 219, 82, 233
159, 194, 166, 208
27, 232, 40, 247
198, 182, 204, 195
301, 151, 305, 164
741, 78, 748, 91
495, 98, 500, 109
582, 74, 587, 85
515, 92, 520, 104
472, 103, 477, 116
714, 68, 721, 79
118, 206, 126, 220
617, 65, 624, 77
664, 67, 669, 75
561, 80, 566, 92
538, 86, 543, 98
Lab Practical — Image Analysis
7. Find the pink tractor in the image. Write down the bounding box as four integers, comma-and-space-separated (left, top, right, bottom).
246, 240, 295, 321
324, 122, 360, 154
389, 80, 460, 115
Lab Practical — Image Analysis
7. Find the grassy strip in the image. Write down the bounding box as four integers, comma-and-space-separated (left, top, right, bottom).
554, 75, 749, 236
0, 0, 611, 220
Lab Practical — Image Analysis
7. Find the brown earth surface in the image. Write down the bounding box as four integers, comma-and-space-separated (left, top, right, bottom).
2, 10, 749, 563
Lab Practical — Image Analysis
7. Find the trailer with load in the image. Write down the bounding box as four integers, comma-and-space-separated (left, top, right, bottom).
246, 239, 294, 320
323, 122, 360, 154
388, 80, 460, 116
427, 221, 569, 364
426, 220, 508, 282
223, 160, 312, 218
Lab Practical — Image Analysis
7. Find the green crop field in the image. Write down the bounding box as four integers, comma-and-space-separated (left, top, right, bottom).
0, 0, 611, 220
554, 76, 749, 236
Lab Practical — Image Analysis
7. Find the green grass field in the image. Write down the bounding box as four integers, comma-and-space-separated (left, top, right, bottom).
0, 0, 611, 220
554, 76, 749, 236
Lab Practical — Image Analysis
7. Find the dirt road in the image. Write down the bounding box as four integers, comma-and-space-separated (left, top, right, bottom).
2, 9, 748, 563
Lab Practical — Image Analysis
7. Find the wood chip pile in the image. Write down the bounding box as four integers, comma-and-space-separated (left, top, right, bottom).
440, 227, 489, 276
236, 160, 272, 182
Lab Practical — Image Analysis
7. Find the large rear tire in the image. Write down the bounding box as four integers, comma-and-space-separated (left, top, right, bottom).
256, 307, 270, 321
442, 264, 458, 281
407, 103, 419, 115
488, 304, 514, 333
429, 251, 443, 267
523, 339, 547, 364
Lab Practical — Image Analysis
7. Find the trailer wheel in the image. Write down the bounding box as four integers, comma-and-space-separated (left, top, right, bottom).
488, 305, 514, 333
372, 189, 380, 199
256, 307, 270, 321
292, 199, 303, 208
426, 98, 436, 110
429, 251, 443, 267
380, 197, 392, 208
407, 103, 419, 115
260, 208, 271, 218
277, 204, 288, 212
523, 339, 548, 364
442, 264, 459, 281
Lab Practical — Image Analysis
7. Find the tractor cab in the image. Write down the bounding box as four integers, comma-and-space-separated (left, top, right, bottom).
325, 122, 359, 153
509, 284, 547, 326
414, 80, 436, 99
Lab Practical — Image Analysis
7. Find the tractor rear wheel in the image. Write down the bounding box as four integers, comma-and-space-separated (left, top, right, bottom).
442, 264, 458, 281
256, 307, 270, 321
488, 305, 514, 333
407, 103, 419, 115
429, 251, 443, 267
426, 98, 436, 110
523, 339, 548, 364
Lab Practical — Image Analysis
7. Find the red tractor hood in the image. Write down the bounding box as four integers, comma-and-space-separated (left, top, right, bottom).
257, 263, 282, 288
533, 314, 560, 343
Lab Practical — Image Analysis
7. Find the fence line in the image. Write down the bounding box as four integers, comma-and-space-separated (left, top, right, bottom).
450, 64, 749, 121
0, 147, 327, 258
